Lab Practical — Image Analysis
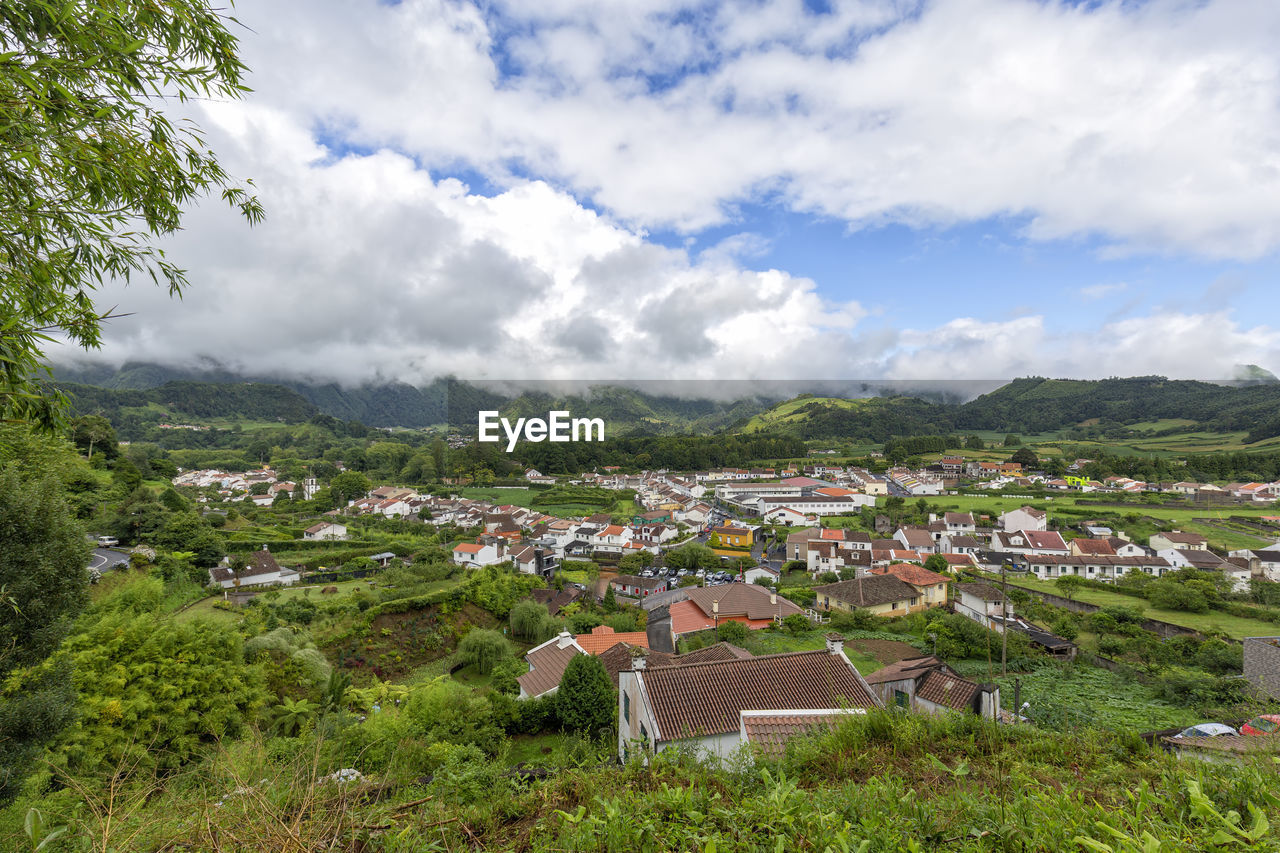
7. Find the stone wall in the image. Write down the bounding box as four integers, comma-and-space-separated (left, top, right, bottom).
1244, 637, 1280, 699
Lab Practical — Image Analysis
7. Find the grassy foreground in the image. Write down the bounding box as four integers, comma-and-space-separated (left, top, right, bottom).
6, 710, 1276, 852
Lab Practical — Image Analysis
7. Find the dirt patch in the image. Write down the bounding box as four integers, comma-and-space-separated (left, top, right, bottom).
328, 602, 502, 684
844, 638, 923, 665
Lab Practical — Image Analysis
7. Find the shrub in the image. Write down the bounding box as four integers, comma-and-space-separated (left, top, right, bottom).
716, 620, 749, 644
782, 613, 810, 635
1146, 580, 1210, 613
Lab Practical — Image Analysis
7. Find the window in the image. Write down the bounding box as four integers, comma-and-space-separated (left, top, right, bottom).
894, 689, 909, 708
624, 692, 631, 723
640, 723, 649, 743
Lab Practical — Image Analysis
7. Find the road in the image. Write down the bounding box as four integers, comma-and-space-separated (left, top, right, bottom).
89, 548, 129, 572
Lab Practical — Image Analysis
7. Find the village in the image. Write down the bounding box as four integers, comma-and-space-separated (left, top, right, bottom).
165, 452, 1280, 765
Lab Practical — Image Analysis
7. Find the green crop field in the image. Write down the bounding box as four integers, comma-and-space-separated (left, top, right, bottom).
994, 663, 1199, 732
992, 574, 1280, 639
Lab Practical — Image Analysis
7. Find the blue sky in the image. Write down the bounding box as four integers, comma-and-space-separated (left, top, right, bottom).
76, 0, 1280, 384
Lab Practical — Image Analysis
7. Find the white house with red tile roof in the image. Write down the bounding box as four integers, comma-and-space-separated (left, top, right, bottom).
451, 540, 505, 567
992, 529, 1069, 555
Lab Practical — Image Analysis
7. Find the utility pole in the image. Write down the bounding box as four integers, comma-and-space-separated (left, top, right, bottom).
1000, 561, 1009, 676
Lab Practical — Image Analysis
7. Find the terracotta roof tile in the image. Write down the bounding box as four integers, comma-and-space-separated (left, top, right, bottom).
916, 670, 980, 711
685, 584, 803, 621
517, 636, 584, 698
741, 710, 862, 757
814, 575, 919, 609
575, 625, 650, 654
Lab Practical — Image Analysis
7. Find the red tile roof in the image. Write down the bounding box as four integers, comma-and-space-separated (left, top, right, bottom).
685, 584, 803, 621
517, 636, 584, 698
740, 710, 862, 757
575, 625, 650, 654
872, 563, 950, 588
640, 650, 879, 740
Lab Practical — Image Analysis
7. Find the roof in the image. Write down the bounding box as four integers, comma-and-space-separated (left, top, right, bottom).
531, 587, 582, 616
863, 655, 948, 685
597, 641, 751, 686
1071, 538, 1116, 555
944, 512, 974, 525
575, 625, 650, 654
304, 521, 341, 534
453, 543, 485, 553
814, 575, 920, 609
945, 535, 981, 548
740, 710, 863, 757
638, 649, 880, 740
896, 527, 934, 547
916, 670, 980, 711
955, 582, 1006, 602
209, 549, 286, 583
1156, 531, 1208, 543
685, 584, 804, 621
710, 525, 751, 537
873, 563, 950, 588
517, 635, 585, 698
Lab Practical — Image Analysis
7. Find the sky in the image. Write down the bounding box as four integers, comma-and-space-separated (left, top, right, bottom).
63, 0, 1280, 386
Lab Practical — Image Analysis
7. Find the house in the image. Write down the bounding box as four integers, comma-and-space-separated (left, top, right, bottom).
303, 521, 348, 541
1069, 538, 1116, 557
668, 584, 804, 638
943, 512, 976, 534
893, 527, 936, 554
525, 468, 557, 485
508, 544, 558, 576
813, 574, 925, 617
991, 529, 1069, 555
868, 563, 949, 609
939, 534, 981, 555
517, 632, 587, 699
760, 506, 816, 526
1025, 555, 1172, 582
709, 525, 753, 549
743, 564, 781, 586
1157, 548, 1250, 592
610, 574, 670, 599
209, 547, 300, 589
451, 541, 506, 567
1149, 531, 1208, 551
998, 506, 1047, 533
863, 656, 999, 719
1229, 549, 1280, 582
247, 493, 274, 507
953, 582, 1012, 630
617, 635, 881, 761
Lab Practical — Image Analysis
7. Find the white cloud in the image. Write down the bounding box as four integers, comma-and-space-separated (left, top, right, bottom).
1081, 282, 1128, 300
221, 0, 1280, 258
54, 0, 1280, 386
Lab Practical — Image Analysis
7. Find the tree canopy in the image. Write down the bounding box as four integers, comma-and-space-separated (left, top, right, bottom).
0, 1, 262, 427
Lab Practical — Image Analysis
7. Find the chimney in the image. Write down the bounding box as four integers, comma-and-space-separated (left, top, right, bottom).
825, 633, 844, 655
556, 631, 573, 649
770, 592, 777, 606
632, 649, 648, 670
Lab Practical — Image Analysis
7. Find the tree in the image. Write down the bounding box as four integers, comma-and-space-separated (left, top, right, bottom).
457, 628, 514, 675
1010, 447, 1039, 468
965, 435, 984, 450
509, 600, 555, 643
329, 471, 371, 506
0, 1, 262, 427
602, 584, 618, 613
1054, 575, 1086, 601
68, 415, 118, 460
0, 463, 90, 804
557, 654, 613, 737
1003, 434, 1021, 446
924, 554, 950, 575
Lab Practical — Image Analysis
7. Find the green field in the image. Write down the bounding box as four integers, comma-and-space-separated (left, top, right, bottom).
993, 574, 1280, 640
459, 487, 538, 506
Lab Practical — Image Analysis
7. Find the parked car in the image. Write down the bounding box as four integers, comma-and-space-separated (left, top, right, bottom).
1241, 715, 1280, 736
1173, 723, 1238, 739
96, 535, 119, 547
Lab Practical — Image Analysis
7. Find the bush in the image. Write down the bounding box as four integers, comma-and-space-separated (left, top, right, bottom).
782, 613, 810, 635
716, 620, 749, 644
1146, 580, 1210, 613
457, 628, 514, 675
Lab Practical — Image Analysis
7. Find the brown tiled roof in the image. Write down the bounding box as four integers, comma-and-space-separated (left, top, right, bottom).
597, 641, 752, 687
209, 549, 286, 583
955, 582, 1005, 602
897, 528, 934, 547
873, 563, 950, 588
944, 512, 974, 525
814, 575, 919, 609
685, 584, 803, 620
1071, 538, 1116, 555
676, 642, 753, 664
517, 636, 584, 698
640, 650, 879, 740
863, 655, 946, 685
946, 535, 981, 548
740, 710, 861, 757
916, 670, 980, 711
1157, 531, 1208, 544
